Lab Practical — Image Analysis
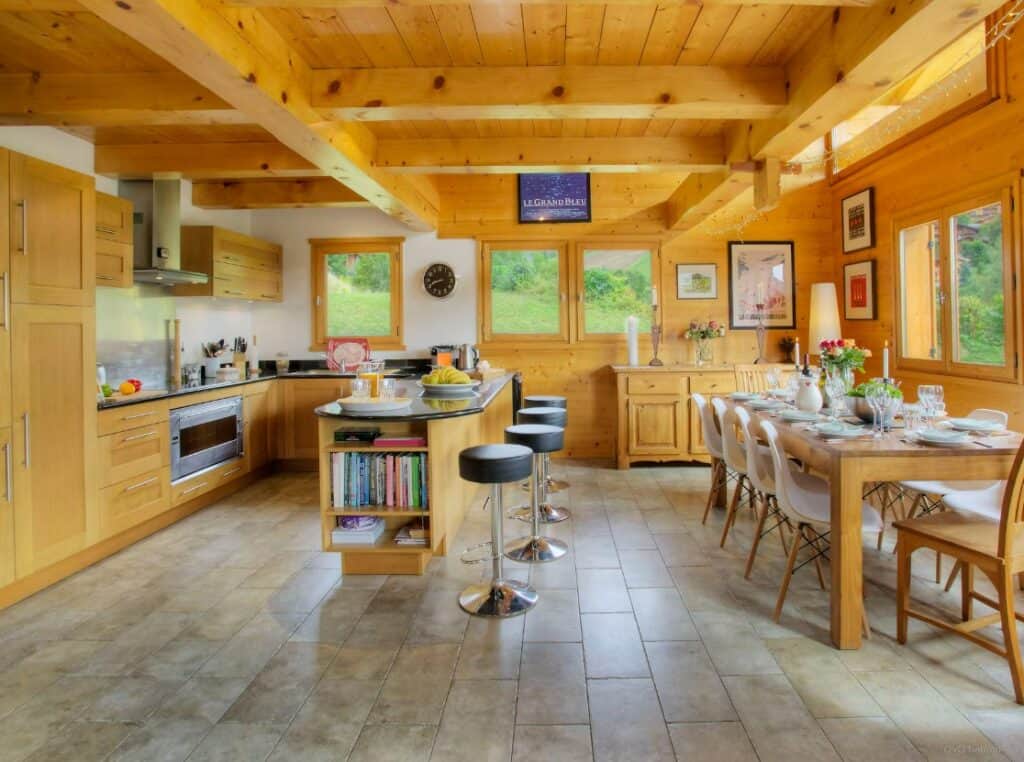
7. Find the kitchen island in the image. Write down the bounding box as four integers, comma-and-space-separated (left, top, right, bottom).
314, 374, 516, 575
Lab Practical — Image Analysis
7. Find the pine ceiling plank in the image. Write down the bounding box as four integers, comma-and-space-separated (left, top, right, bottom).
564, 4, 604, 64
597, 3, 657, 64
561, 119, 588, 137
675, 6, 738, 65
585, 119, 620, 137
339, 6, 416, 66
640, 4, 699, 65
388, 5, 451, 65
432, 4, 484, 65
533, 120, 563, 137
258, 8, 372, 68
642, 119, 672, 137
445, 119, 480, 137
522, 4, 566, 65
615, 120, 650, 137
192, 178, 368, 209
471, 2, 526, 65
750, 6, 831, 65
708, 5, 789, 65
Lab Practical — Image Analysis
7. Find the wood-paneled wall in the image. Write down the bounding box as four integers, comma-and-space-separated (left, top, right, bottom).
830, 34, 1024, 427
479, 181, 833, 459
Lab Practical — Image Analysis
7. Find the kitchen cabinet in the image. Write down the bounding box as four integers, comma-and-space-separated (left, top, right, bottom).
98, 466, 170, 540
0, 427, 13, 587
244, 383, 273, 471
177, 226, 283, 302
98, 399, 169, 437
613, 366, 736, 469
11, 303, 97, 577
170, 455, 248, 507
0, 149, 10, 430
9, 153, 94, 307
95, 192, 133, 288
281, 379, 346, 462
98, 420, 169, 487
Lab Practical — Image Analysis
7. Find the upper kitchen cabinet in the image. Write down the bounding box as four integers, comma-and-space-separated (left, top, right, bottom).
95, 192, 133, 288
9, 153, 95, 307
177, 226, 283, 302
0, 149, 10, 431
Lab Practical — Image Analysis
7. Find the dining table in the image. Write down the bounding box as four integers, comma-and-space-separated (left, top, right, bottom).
748, 404, 1022, 650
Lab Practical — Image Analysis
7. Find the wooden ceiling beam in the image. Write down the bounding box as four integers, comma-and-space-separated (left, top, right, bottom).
192, 178, 368, 209
94, 142, 318, 179
224, 0, 877, 8
0, 72, 247, 127
79, 0, 437, 231
375, 136, 725, 174
665, 0, 1004, 230
312, 65, 786, 122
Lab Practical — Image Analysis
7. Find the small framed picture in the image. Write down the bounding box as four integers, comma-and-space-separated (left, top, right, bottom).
843, 260, 876, 320
841, 187, 875, 253
727, 241, 795, 329
676, 264, 717, 300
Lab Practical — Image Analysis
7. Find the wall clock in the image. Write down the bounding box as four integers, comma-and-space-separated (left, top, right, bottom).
422, 262, 457, 299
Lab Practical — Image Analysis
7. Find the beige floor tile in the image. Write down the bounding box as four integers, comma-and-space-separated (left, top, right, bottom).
968, 709, 1024, 762
407, 590, 471, 645
629, 587, 699, 641
767, 637, 883, 718
344, 612, 414, 648
288, 587, 376, 645
223, 641, 337, 724
588, 678, 674, 762
106, 717, 212, 762
693, 611, 782, 676
455, 616, 524, 680
349, 724, 437, 762
670, 565, 741, 612
512, 724, 593, 762
577, 568, 632, 613
572, 535, 619, 569
157, 676, 251, 725
22, 720, 135, 762
582, 612, 650, 678
818, 717, 924, 762
646, 641, 737, 722
619, 549, 674, 588
529, 557, 579, 590
517, 642, 589, 725
186, 721, 284, 761
369, 643, 460, 724
197, 611, 306, 678
653, 532, 708, 566
327, 644, 400, 680
431, 679, 517, 761
268, 678, 380, 761
84, 675, 182, 723
524, 589, 582, 642
667, 722, 758, 761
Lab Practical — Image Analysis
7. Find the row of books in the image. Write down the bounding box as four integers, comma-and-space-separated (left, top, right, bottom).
330, 452, 429, 509
329, 517, 429, 547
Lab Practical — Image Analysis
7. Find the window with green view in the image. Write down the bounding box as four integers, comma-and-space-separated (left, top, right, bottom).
581, 248, 653, 334
950, 201, 1005, 366
325, 251, 392, 336
489, 248, 561, 335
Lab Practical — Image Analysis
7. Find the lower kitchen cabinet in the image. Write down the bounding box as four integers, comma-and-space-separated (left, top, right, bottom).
244, 383, 273, 470
281, 379, 346, 462
98, 466, 171, 539
0, 427, 13, 587
11, 304, 97, 577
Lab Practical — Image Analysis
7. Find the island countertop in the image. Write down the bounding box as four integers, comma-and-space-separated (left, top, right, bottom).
314, 373, 516, 422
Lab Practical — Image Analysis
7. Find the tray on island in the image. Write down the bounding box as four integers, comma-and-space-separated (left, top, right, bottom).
338, 396, 412, 412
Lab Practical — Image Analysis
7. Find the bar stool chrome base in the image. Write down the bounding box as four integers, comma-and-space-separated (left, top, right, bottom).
512, 502, 571, 524
504, 534, 568, 563
521, 476, 569, 494
458, 579, 538, 617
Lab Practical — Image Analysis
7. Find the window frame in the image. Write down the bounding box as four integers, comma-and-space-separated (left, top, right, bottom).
479, 240, 570, 344
893, 179, 1018, 383
573, 241, 661, 344
309, 237, 405, 352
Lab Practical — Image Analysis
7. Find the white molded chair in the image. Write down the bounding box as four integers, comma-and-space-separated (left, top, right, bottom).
713, 397, 758, 547
761, 421, 882, 629
693, 393, 729, 525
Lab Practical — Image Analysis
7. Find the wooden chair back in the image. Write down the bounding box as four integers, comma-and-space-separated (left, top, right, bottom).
998, 441, 1024, 558
734, 363, 792, 393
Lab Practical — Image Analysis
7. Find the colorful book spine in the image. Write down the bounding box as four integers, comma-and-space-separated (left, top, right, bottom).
330, 451, 431, 510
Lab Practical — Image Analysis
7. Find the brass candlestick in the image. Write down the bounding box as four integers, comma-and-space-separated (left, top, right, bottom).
648, 305, 664, 366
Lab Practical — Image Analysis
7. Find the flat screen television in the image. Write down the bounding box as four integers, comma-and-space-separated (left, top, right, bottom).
518, 173, 592, 224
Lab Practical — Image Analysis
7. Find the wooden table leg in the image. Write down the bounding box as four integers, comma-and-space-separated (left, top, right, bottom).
830, 458, 864, 649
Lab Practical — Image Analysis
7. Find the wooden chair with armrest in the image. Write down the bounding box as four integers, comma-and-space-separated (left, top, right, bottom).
895, 441, 1024, 704
734, 363, 793, 394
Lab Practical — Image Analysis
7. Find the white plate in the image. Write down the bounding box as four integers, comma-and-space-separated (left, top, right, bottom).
418, 380, 481, 395
812, 422, 868, 439
748, 399, 786, 410
729, 392, 759, 401
946, 417, 1005, 433
913, 428, 971, 446
338, 396, 412, 412
780, 410, 820, 423
767, 388, 794, 399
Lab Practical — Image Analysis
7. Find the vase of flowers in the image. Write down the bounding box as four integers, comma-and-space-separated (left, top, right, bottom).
685, 320, 726, 366
819, 338, 870, 398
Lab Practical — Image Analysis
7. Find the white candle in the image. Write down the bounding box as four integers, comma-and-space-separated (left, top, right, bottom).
883, 340, 890, 379
795, 339, 800, 364
626, 315, 640, 366
651, 286, 658, 307
756, 282, 766, 305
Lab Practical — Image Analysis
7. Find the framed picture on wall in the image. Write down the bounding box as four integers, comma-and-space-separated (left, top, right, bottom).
843, 260, 876, 320
727, 241, 795, 329
676, 264, 717, 300
841, 187, 875, 253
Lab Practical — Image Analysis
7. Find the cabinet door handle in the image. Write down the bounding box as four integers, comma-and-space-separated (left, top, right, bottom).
121, 430, 157, 443
124, 476, 158, 493
96, 274, 116, 282
1, 272, 8, 331
16, 200, 27, 255
22, 412, 30, 467
181, 482, 208, 496
221, 467, 242, 479
122, 411, 154, 421
96, 225, 117, 235
260, 293, 276, 299
3, 442, 11, 503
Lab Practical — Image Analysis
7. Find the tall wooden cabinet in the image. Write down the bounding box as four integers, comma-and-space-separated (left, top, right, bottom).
0, 150, 9, 431
0, 427, 13, 588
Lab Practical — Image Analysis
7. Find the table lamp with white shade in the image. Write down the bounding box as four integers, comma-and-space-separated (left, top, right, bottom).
808, 282, 842, 356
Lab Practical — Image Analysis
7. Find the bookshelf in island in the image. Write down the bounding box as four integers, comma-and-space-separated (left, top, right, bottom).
315, 374, 516, 575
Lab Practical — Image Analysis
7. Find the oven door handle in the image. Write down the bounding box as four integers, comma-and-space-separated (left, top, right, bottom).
173, 399, 241, 427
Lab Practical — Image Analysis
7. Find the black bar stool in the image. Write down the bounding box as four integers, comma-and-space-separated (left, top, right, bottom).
457, 444, 539, 618
503, 424, 569, 563
514, 407, 571, 524
523, 395, 570, 493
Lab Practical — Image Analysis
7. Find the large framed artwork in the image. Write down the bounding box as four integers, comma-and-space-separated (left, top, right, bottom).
676, 264, 718, 300
727, 241, 796, 329
518, 173, 592, 223
843, 259, 876, 320
841, 187, 875, 253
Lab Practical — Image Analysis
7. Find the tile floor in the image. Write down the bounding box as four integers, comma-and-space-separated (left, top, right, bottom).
0, 463, 1022, 761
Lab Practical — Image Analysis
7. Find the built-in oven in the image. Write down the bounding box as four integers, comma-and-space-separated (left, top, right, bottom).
170, 396, 244, 482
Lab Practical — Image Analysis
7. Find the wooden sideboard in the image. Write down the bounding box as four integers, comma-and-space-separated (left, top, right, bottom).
612, 365, 737, 469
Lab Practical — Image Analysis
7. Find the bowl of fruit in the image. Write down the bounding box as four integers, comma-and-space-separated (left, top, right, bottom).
418, 367, 480, 395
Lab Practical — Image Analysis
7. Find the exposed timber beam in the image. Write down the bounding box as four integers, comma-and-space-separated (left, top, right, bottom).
665, 0, 1004, 231
0, 72, 247, 127
95, 143, 317, 179
375, 137, 725, 174
225, 0, 877, 8
753, 157, 782, 212
0, 2, 83, 8
313, 66, 786, 122
80, 0, 437, 231
192, 178, 368, 209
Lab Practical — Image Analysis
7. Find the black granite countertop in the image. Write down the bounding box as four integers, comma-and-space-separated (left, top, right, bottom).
314, 374, 515, 422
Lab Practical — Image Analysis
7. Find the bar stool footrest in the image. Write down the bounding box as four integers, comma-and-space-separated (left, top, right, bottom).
504, 535, 569, 564
511, 503, 572, 524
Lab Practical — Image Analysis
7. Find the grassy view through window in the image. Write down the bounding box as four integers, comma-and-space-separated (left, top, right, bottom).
325, 252, 392, 336
582, 249, 652, 333
490, 249, 561, 334
952, 202, 1005, 365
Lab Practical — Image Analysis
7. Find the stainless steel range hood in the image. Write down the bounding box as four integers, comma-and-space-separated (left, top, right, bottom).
119, 179, 209, 286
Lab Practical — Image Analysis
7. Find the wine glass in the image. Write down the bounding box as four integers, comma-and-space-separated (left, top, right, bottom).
825, 372, 847, 422
765, 368, 781, 392
917, 384, 936, 420
865, 384, 886, 438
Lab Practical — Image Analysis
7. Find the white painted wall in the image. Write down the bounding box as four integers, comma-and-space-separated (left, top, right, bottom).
249, 207, 478, 360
